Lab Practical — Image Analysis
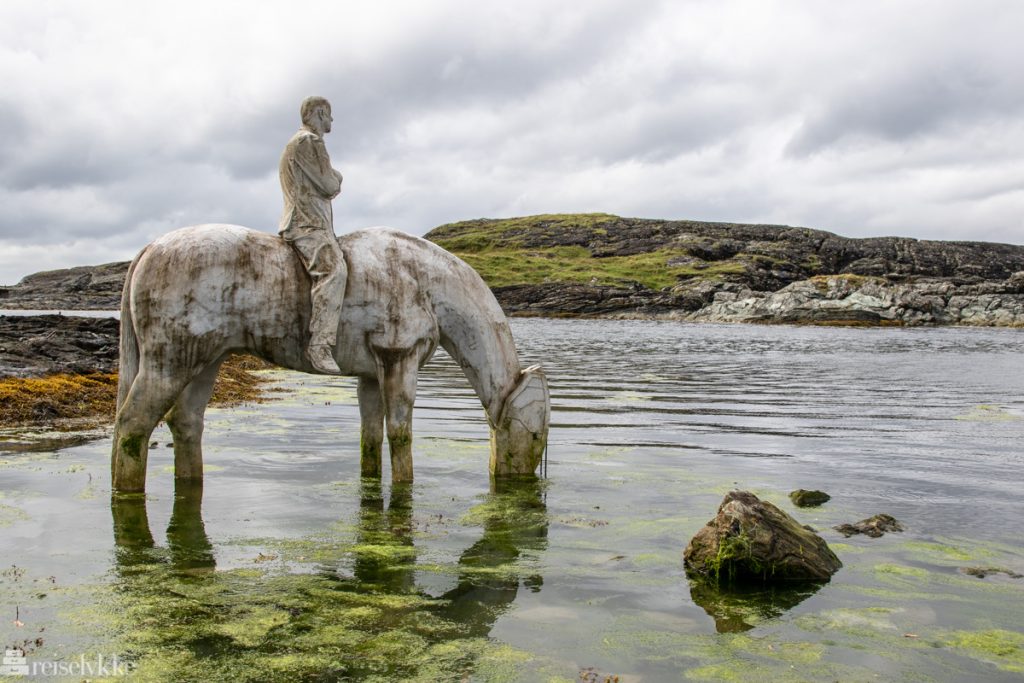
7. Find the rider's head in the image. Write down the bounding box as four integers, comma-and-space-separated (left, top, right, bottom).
300, 96, 332, 135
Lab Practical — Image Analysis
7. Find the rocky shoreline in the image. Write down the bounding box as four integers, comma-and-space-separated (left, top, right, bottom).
0, 261, 128, 310
429, 215, 1024, 327
496, 272, 1024, 326
0, 315, 119, 379
0, 315, 271, 431
3, 215, 1024, 327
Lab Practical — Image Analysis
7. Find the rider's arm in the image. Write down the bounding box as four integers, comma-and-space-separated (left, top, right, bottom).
293, 135, 342, 198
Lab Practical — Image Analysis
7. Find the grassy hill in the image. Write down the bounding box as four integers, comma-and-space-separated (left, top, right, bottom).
425, 213, 1024, 294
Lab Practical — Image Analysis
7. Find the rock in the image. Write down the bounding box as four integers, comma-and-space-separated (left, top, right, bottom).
960, 566, 1023, 580
789, 489, 831, 507
833, 514, 903, 538
425, 215, 1024, 325
7, 214, 1024, 326
0, 262, 129, 309
684, 490, 842, 584
0, 315, 120, 378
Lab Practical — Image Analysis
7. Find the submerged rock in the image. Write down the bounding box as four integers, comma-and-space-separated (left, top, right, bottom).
684, 490, 842, 584
789, 489, 831, 507
960, 566, 1023, 580
834, 514, 904, 538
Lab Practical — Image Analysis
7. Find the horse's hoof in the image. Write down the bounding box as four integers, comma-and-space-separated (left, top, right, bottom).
308, 344, 342, 374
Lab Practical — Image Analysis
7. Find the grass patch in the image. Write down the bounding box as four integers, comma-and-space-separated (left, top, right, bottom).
429, 213, 753, 290
429, 213, 618, 251
455, 247, 745, 290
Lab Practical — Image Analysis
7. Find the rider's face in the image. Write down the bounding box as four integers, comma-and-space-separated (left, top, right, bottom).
318, 107, 333, 134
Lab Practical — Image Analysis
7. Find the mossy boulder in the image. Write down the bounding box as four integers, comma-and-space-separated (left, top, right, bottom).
684, 491, 842, 584
789, 489, 831, 507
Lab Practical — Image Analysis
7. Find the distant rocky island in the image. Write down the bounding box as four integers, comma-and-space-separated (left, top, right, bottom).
427, 214, 1024, 326
3, 214, 1024, 326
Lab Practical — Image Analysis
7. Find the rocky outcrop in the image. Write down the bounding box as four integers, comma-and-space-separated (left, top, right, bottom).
495, 273, 1024, 326
430, 215, 1024, 326
0, 261, 129, 310
0, 315, 119, 378
4, 215, 1024, 326
684, 490, 842, 584
674, 273, 1024, 326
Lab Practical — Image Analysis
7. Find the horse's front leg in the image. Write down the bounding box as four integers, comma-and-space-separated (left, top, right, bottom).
357, 377, 384, 477
375, 348, 419, 482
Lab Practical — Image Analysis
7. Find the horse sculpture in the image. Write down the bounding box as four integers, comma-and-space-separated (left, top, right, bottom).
111, 224, 550, 493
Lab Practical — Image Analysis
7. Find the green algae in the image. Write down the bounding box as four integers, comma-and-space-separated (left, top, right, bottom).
942, 629, 1024, 673
67, 542, 536, 681
600, 624, 839, 682
794, 607, 908, 642
902, 540, 975, 563
0, 502, 29, 526
827, 542, 865, 555
47, 478, 553, 681
215, 606, 291, 647
954, 404, 1021, 422
874, 563, 930, 580
348, 542, 418, 562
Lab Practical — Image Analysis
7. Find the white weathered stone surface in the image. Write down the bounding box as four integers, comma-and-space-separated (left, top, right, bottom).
111, 224, 550, 492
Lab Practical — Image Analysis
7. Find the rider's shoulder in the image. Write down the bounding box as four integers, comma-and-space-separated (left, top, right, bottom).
285, 128, 321, 150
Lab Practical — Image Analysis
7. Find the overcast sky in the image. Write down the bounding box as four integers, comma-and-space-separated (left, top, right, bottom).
1, 1, 1022, 284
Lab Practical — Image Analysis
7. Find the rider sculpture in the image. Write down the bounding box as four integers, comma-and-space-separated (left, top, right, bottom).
279, 95, 346, 374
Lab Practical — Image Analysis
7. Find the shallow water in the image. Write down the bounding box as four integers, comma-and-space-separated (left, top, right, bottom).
2, 319, 1023, 681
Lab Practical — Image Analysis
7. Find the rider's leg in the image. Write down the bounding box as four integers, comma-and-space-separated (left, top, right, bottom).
285, 228, 347, 373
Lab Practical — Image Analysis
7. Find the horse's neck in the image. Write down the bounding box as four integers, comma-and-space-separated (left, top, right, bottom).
438, 311, 521, 425
340, 228, 522, 422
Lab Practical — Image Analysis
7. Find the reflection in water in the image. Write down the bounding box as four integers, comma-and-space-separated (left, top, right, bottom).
350, 480, 417, 594
687, 577, 827, 633
110, 493, 155, 567
439, 479, 548, 634
111, 480, 215, 574
108, 477, 548, 679
165, 479, 216, 574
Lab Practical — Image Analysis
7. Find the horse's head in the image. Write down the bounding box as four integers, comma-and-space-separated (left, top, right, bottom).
490, 365, 551, 477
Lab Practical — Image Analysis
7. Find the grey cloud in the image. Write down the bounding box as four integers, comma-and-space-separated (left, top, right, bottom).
2, 1, 1024, 286
787, 61, 1024, 156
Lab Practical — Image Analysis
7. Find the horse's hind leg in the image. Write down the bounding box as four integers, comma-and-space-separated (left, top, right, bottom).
166, 358, 223, 481
375, 348, 419, 482
358, 377, 384, 477
112, 370, 187, 493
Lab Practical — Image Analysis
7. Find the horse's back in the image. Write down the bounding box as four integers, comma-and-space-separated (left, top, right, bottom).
127, 223, 499, 375
128, 225, 307, 364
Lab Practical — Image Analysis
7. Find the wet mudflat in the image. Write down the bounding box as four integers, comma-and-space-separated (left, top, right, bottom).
2, 319, 1023, 681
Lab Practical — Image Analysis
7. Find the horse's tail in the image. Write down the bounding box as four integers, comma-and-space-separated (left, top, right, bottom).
116, 247, 147, 412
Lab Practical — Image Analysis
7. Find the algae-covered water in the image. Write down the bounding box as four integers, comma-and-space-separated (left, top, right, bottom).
2, 319, 1024, 681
